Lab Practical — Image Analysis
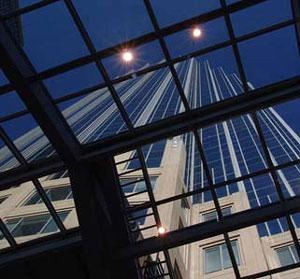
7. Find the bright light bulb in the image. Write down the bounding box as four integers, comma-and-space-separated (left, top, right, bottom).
122, 51, 133, 62
158, 226, 166, 235
192, 27, 202, 38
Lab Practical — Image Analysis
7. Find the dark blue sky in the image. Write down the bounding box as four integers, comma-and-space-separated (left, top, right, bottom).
0, 0, 299, 140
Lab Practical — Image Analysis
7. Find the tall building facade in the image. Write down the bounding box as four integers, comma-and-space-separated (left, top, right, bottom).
0, 58, 300, 277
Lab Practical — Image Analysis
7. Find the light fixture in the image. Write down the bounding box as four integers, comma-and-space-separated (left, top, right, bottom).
158, 226, 167, 235
192, 27, 202, 39
122, 50, 134, 62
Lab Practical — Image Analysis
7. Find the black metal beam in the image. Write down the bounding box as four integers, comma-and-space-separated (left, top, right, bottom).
292, 0, 300, 55
83, 75, 300, 159
0, 19, 82, 165
69, 158, 140, 279
0, 229, 81, 267
0, 76, 299, 190
116, 197, 300, 259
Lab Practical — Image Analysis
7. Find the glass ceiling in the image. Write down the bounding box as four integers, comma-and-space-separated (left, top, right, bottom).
0, 1, 299, 277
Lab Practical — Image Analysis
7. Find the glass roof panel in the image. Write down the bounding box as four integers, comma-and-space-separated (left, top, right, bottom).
58, 88, 128, 144
0, 70, 9, 86
239, 26, 300, 89
16, 1, 88, 71
151, 0, 221, 27
102, 41, 165, 80
175, 47, 243, 109
277, 164, 300, 199
200, 114, 268, 184
0, 91, 26, 118
44, 63, 103, 100
257, 98, 300, 167
73, 0, 153, 51
231, 0, 292, 36
0, 138, 20, 172
2, 113, 56, 162
165, 17, 229, 59
114, 67, 184, 128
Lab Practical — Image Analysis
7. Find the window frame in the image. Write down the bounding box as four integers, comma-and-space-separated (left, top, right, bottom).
202, 206, 232, 223
276, 244, 300, 267
22, 185, 73, 206
203, 240, 241, 274
0, 211, 70, 239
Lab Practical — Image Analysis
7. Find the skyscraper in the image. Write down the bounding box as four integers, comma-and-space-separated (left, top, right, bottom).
0, 58, 299, 241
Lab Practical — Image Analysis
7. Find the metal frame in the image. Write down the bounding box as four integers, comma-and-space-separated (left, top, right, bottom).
0, 0, 299, 278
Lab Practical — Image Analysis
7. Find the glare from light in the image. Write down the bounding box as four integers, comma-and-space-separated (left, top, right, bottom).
192, 27, 202, 38
158, 226, 167, 235
122, 50, 134, 62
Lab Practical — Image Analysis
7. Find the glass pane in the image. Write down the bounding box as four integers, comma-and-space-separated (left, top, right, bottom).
19, 1, 88, 71
239, 27, 300, 88
58, 87, 128, 144
0, 139, 20, 172
102, 41, 164, 79
9, 214, 49, 237
41, 211, 69, 234
2, 114, 56, 162
24, 192, 41, 205
176, 47, 243, 110
277, 246, 294, 266
47, 186, 71, 202
151, 0, 220, 27
73, 0, 152, 50
0, 92, 26, 118
205, 246, 221, 273
44, 63, 103, 99
231, 0, 292, 36
222, 243, 232, 269
222, 207, 231, 217
166, 17, 228, 59
0, 69, 9, 86
203, 211, 217, 222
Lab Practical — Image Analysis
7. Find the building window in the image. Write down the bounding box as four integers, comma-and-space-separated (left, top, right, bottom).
120, 176, 157, 193
0, 211, 69, 239
204, 241, 240, 273
276, 245, 299, 266
24, 185, 73, 205
202, 207, 231, 222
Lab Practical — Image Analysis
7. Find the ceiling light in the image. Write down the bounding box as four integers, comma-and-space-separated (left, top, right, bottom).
122, 50, 133, 62
192, 27, 202, 38
158, 226, 167, 235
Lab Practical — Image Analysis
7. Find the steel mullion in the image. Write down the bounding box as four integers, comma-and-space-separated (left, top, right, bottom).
20, 15, 297, 103
117, 197, 300, 260
291, 0, 300, 55
219, 0, 249, 94
241, 262, 300, 279
0, 125, 66, 233
142, 0, 191, 113
193, 130, 241, 279
1, 77, 300, 192
125, 157, 300, 214
250, 112, 300, 262
142, 0, 239, 275
63, 0, 134, 132
135, 147, 175, 279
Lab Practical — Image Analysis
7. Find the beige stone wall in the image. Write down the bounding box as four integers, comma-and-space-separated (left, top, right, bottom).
1, 138, 299, 278
261, 229, 300, 279
188, 192, 268, 279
